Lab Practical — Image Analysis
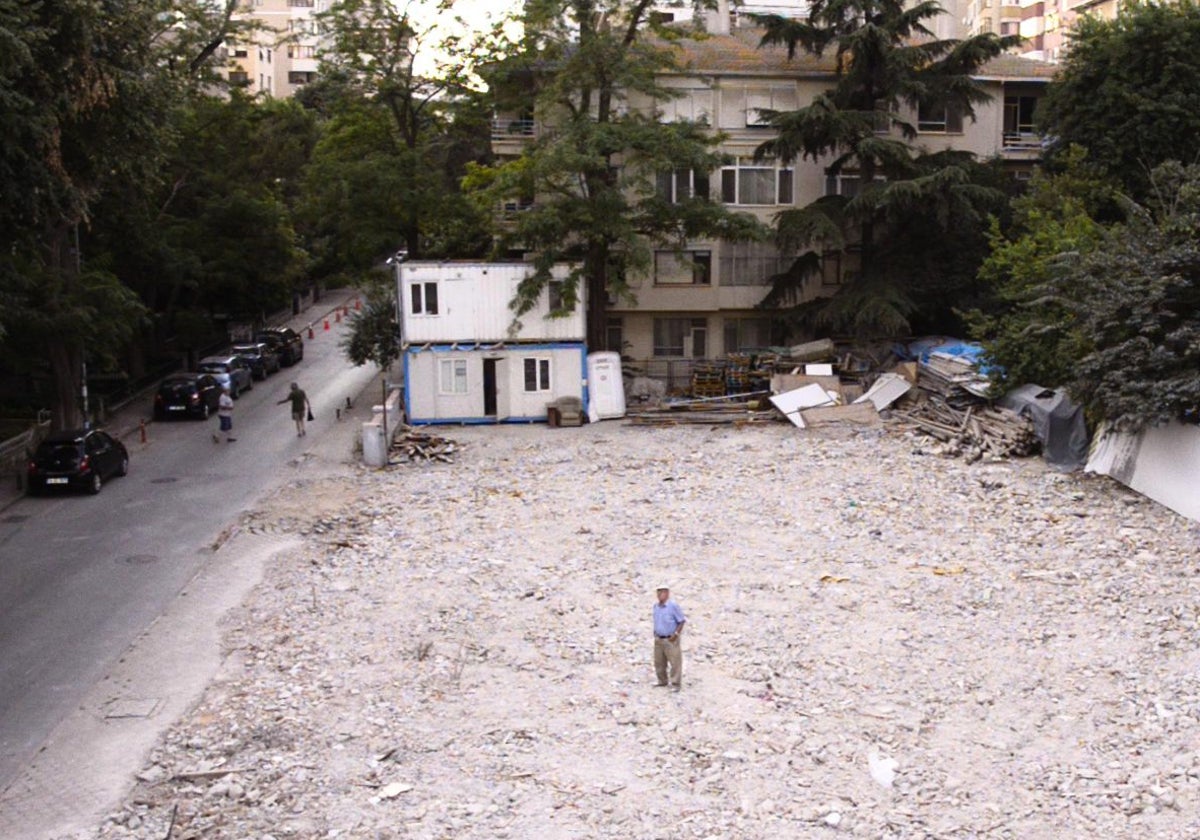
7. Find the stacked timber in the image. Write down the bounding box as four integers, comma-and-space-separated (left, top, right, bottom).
627, 391, 775, 426
391, 428, 460, 463
895, 397, 1038, 462
918, 352, 992, 408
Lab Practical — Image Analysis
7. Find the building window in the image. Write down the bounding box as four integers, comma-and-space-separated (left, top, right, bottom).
410, 282, 439, 315
1004, 95, 1039, 143
289, 0, 314, 5
439, 359, 468, 394
723, 318, 774, 353
287, 45, 317, 59
656, 169, 709, 203
720, 242, 800, 286
606, 317, 623, 353
654, 250, 711, 285
720, 158, 793, 206
231, 46, 248, 58
917, 102, 963, 133
287, 71, 318, 85
825, 172, 887, 198
653, 317, 707, 357
523, 358, 551, 392
229, 71, 249, 85
744, 86, 798, 127
656, 87, 711, 124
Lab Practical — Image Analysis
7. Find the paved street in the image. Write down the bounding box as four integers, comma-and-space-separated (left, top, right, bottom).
0, 295, 381, 812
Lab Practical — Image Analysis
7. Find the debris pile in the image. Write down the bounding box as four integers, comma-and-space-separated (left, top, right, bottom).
627, 392, 774, 426
895, 398, 1038, 462
390, 427, 460, 463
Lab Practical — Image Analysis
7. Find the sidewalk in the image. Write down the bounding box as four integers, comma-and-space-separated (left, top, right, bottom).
0, 290, 363, 514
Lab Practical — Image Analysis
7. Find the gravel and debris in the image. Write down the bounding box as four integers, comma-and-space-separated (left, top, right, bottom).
78, 421, 1200, 839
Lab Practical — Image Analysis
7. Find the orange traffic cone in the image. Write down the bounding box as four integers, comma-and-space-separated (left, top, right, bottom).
308, 325, 314, 339
323, 319, 330, 331
354, 298, 361, 311
335, 310, 342, 323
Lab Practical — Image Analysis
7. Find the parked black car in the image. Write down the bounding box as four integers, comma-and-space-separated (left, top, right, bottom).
27, 428, 129, 495
257, 326, 304, 366
154, 373, 222, 419
232, 342, 281, 380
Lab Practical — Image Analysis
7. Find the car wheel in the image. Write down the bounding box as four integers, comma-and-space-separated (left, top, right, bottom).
26, 483, 41, 497
245, 379, 253, 391
117, 456, 129, 477
89, 472, 102, 495
231, 384, 239, 400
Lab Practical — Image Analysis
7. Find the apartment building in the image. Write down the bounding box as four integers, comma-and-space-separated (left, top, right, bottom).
225, 0, 329, 97
492, 24, 1054, 364
959, 0, 1125, 61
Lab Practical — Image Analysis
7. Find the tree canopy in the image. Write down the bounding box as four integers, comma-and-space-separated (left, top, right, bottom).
1038, 0, 1200, 202
752, 0, 1019, 337
1050, 162, 1200, 430
468, 0, 764, 350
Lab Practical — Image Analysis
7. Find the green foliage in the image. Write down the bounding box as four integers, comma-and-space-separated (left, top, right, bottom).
965, 148, 1114, 391
471, 0, 765, 348
1039, 0, 1200, 202
1053, 162, 1200, 430
753, 0, 1019, 337
340, 274, 400, 370
309, 0, 492, 265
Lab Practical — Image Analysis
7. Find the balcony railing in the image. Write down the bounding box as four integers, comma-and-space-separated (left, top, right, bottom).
1002, 131, 1042, 152
491, 118, 536, 140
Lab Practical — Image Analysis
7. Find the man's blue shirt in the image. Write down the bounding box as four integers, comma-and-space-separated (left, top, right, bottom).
653, 599, 686, 637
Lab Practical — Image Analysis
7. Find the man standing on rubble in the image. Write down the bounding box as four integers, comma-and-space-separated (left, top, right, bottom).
653, 585, 686, 690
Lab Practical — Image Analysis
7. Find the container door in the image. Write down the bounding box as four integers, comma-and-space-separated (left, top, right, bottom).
484, 357, 509, 421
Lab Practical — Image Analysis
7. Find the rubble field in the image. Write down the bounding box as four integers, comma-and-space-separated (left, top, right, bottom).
88, 421, 1200, 839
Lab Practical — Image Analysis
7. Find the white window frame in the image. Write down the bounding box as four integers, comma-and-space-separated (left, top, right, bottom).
438, 358, 468, 395
720, 157, 793, 206
656, 86, 712, 124
744, 86, 798, 127
409, 281, 439, 315
654, 250, 712, 286
656, 169, 709, 204
523, 357, 551, 392
917, 102, 964, 134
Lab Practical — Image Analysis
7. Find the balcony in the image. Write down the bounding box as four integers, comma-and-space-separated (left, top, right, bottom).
1002, 131, 1042, 155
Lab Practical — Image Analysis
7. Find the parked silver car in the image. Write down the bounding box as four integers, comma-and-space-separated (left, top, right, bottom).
196, 355, 254, 398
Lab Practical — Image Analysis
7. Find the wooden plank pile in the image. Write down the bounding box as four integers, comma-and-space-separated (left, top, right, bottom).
918, 353, 992, 408
627, 391, 775, 426
390, 427, 460, 463
894, 397, 1038, 462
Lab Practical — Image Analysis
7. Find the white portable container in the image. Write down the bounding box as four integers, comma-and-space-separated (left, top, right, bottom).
587, 351, 626, 420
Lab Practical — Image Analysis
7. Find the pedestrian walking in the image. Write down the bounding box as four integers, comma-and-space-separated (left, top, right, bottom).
652, 585, 686, 690
217, 387, 236, 442
277, 382, 312, 436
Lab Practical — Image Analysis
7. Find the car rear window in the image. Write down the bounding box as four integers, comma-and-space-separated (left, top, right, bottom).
36, 442, 79, 459
198, 363, 228, 373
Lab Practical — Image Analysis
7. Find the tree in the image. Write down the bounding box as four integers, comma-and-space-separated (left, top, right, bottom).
307, 0, 492, 271
751, 0, 1019, 337
0, 0, 254, 427
1038, 0, 1200, 202
470, 0, 765, 350
1051, 162, 1200, 430
965, 147, 1115, 391
340, 274, 402, 371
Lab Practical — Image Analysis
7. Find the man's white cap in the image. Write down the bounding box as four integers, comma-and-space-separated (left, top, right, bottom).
655, 584, 669, 591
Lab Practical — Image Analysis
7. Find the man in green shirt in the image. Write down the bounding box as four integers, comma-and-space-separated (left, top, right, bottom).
277, 382, 312, 437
